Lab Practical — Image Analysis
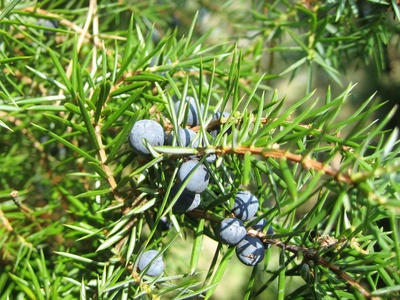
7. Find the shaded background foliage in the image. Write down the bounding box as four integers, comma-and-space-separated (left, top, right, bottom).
1, 0, 400, 299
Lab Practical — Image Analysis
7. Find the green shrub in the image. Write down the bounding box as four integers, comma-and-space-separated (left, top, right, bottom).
1, 1, 400, 299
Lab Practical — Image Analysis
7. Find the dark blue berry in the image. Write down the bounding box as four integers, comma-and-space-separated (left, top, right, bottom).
232, 191, 259, 221
170, 183, 201, 213
236, 235, 265, 266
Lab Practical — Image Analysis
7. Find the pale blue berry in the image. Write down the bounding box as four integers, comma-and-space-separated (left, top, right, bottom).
129, 120, 165, 155
138, 250, 164, 276
167, 127, 198, 147
178, 160, 209, 193
218, 217, 246, 245
174, 96, 204, 126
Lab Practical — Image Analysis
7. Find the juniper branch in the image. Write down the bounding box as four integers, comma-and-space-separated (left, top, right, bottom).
187, 209, 373, 298
218, 146, 353, 184
95, 124, 124, 203
248, 229, 374, 299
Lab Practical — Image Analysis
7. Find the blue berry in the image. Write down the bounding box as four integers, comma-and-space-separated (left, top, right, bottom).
210, 111, 231, 137
138, 250, 164, 276
213, 111, 230, 120
170, 184, 201, 213
189, 153, 216, 164
174, 96, 204, 126
205, 153, 217, 163
218, 217, 246, 245
236, 235, 265, 266
178, 160, 209, 193
167, 127, 197, 147
37, 18, 58, 35
232, 191, 259, 221
129, 120, 165, 155
250, 217, 267, 232
266, 225, 274, 235
159, 216, 172, 231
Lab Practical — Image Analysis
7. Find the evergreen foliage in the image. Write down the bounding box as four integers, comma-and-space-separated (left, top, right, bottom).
1, 0, 400, 299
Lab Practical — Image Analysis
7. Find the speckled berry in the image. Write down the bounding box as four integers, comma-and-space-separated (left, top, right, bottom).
236, 235, 265, 266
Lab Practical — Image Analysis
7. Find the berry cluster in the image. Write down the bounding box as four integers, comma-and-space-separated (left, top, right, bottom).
218, 191, 273, 266
128, 95, 272, 274
128, 95, 218, 216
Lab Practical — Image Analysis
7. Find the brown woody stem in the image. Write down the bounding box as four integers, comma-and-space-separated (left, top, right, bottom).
217, 146, 353, 184
248, 229, 373, 299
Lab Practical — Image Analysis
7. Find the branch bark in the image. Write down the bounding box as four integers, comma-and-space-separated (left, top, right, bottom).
217, 145, 353, 184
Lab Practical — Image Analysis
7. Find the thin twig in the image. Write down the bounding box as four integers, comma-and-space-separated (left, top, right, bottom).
91, 0, 99, 73
248, 229, 373, 299
0, 197, 36, 260
10, 190, 43, 231
185, 210, 373, 298
0, 207, 14, 233
22, 7, 105, 49
95, 124, 124, 203
218, 146, 353, 184
64, 0, 96, 80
